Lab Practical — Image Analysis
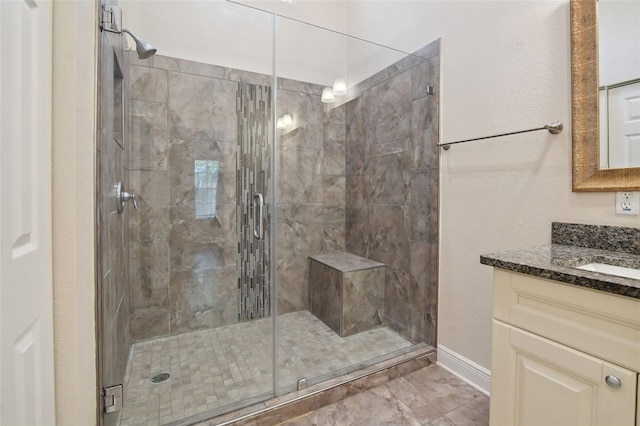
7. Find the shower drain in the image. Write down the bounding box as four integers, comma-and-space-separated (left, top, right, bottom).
150, 372, 171, 384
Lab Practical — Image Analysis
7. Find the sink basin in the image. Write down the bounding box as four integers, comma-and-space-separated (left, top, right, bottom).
576, 263, 640, 280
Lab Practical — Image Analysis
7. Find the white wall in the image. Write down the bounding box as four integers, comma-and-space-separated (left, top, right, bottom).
345, 0, 640, 378
120, 0, 352, 85
120, 0, 412, 89
52, 1, 98, 423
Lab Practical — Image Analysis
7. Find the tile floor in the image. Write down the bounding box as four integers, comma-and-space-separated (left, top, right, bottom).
278, 365, 490, 426
119, 310, 414, 425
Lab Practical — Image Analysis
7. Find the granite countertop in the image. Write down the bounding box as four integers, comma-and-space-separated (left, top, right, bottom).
481, 244, 640, 299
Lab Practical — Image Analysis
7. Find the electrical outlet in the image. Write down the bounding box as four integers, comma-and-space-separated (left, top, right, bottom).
615, 192, 640, 215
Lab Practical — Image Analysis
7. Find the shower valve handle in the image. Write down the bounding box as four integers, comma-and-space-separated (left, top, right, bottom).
116, 181, 138, 214
124, 192, 138, 210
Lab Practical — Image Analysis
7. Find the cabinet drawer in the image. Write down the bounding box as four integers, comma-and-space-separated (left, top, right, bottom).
493, 269, 640, 372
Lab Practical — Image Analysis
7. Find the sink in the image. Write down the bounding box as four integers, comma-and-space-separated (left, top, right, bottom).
576, 263, 640, 280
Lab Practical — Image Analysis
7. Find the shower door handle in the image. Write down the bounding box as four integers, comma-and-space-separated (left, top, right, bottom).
253, 193, 264, 240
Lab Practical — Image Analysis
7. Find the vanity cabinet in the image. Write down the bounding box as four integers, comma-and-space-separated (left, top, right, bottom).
490, 269, 640, 425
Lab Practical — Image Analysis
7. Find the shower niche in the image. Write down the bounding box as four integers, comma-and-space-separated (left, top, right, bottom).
97, 1, 440, 424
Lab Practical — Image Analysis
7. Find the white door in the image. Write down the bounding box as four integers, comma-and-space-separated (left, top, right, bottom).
0, 1, 55, 424
608, 81, 640, 169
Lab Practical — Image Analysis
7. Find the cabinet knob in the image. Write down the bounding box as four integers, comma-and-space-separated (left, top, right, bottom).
605, 375, 622, 389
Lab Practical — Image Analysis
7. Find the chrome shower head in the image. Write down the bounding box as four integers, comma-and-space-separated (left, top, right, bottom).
122, 29, 157, 59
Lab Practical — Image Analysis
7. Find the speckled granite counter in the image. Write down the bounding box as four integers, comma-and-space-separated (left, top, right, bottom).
480, 222, 640, 299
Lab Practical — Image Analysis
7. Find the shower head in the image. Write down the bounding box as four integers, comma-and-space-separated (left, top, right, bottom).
122, 29, 157, 59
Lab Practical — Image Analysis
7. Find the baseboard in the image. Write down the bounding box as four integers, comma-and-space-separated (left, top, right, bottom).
436, 345, 491, 395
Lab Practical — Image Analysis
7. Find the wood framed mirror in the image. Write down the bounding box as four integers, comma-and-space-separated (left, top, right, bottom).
571, 0, 640, 191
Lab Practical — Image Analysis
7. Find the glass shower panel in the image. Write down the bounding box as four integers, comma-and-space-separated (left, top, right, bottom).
274, 15, 438, 394
111, 1, 276, 424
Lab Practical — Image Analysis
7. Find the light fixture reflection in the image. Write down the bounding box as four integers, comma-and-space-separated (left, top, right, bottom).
321, 87, 335, 103
283, 114, 293, 127
277, 118, 286, 129
332, 77, 347, 96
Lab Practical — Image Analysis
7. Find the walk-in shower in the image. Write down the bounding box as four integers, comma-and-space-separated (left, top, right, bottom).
96, 1, 440, 425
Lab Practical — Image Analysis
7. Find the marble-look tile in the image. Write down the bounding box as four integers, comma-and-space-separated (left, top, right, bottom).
323, 122, 346, 176
280, 77, 324, 96
130, 100, 169, 171
343, 267, 384, 336
309, 259, 343, 335
368, 151, 412, 206
412, 90, 439, 170
169, 138, 237, 206
310, 252, 384, 272
170, 203, 236, 247
298, 384, 423, 426
130, 238, 169, 309
345, 173, 368, 210
367, 205, 409, 272
411, 57, 437, 101
366, 70, 412, 147
130, 65, 167, 103
169, 240, 232, 272
345, 207, 369, 257
427, 395, 490, 426
128, 170, 170, 242
369, 136, 410, 158
168, 72, 238, 143
385, 365, 484, 423
345, 97, 366, 176
277, 256, 310, 315
321, 206, 345, 253
224, 67, 271, 87
276, 204, 324, 312
277, 147, 323, 203
154, 55, 225, 79
323, 176, 345, 209
410, 242, 437, 302
409, 169, 438, 244
324, 103, 346, 125
169, 265, 238, 333
277, 90, 323, 149
130, 306, 170, 341
383, 268, 412, 337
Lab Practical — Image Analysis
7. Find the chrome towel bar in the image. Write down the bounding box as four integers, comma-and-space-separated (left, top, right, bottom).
439, 121, 563, 150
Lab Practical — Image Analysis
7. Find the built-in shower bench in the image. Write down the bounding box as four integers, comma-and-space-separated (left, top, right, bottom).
309, 252, 385, 337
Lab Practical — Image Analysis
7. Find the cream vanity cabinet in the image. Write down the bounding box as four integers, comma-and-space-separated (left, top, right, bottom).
490, 269, 640, 425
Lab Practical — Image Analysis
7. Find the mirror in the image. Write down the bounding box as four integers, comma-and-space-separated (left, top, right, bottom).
598, 0, 640, 170
571, 0, 640, 191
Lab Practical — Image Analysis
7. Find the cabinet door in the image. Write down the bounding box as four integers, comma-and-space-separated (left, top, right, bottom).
491, 320, 637, 426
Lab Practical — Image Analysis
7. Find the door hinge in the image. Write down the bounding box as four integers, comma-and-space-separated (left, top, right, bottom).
100, 4, 122, 33
102, 384, 123, 414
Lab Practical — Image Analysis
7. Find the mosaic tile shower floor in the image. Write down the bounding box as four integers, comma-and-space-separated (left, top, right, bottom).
119, 310, 413, 425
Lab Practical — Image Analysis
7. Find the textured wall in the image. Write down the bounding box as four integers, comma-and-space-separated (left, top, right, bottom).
344, 40, 440, 345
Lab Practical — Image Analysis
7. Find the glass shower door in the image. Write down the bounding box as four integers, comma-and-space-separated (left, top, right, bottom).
273, 15, 438, 395
98, 2, 278, 424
